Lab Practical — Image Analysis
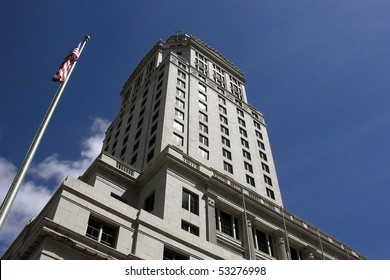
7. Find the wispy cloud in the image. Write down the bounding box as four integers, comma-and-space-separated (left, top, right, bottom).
0, 117, 110, 256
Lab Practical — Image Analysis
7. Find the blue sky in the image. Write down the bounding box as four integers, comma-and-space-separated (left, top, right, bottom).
1, 1, 389, 260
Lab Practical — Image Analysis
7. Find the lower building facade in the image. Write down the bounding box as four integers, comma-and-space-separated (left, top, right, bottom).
2, 146, 364, 260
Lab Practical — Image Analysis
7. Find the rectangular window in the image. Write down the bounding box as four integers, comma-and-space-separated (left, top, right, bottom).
256, 130, 263, 139
258, 140, 265, 150
178, 69, 186, 79
262, 163, 270, 173
243, 149, 251, 160
222, 148, 232, 160
175, 98, 185, 109
221, 136, 230, 147
238, 117, 246, 127
259, 151, 268, 161
175, 109, 184, 120
220, 125, 229, 136
223, 161, 233, 174
216, 209, 239, 239
199, 111, 208, 122
237, 108, 244, 117
199, 134, 209, 146
176, 88, 185, 98
182, 189, 199, 215
199, 92, 207, 101
253, 229, 273, 256
199, 101, 207, 111
163, 248, 189, 260
254, 121, 261, 130
264, 175, 273, 186
198, 82, 207, 92
173, 120, 184, 132
219, 96, 226, 105
177, 78, 186, 88
181, 220, 199, 236
219, 105, 227, 114
266, 188, 275, 200
173, 133, 184, 146
239, 127, 248, 137
198, 147, 209, 160
86, 217, 117, 248
219, 114, 228, 124
199, 122, 208, 134
241, 138, 249, 148
244, 161, 253, 173
246, 175, 256, 187
146, 149, 154, 162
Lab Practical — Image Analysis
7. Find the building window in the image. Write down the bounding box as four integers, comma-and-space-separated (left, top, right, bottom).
244, 161, 253, 173
175, 98, 185, 109
246, 175, 256, 187
223, 161, 233, 174
199, 92, 207, 101
163, 248, 189, 260
199, 134, 209, 146
258, 140, 265, 150
149, 135, 156, 148
254, 121, 261, 130
259, 151, 268, 161
216, 209, 240, 239
131, 154, 137, 165
290, 247, 304, 260
198, 147, 209, 160
266, 188, 275, 200
176, 88, 185, 98
256, 130, 263, 139
199, 111, 208, 122
219, 114, 228, 124
237, 108, 244, 117
173, 120, 184, 132
143, 191, 155, 212
239, 127, 247, 137
262, 163, 270, 173
253, 229, 274, 257
177, 78, 186, 88
243, 149, 251, 160
219, 96, 226, 105
175, 109, 184, 120
182, 189, 199, 215
199, 101, 207, 111
181, 220, 199, 236
238, 117, 246, 127
86, 217, 117, 248
173, 133, 184, 146
264, 175, 273, 186
199, 122, 208, 134
219, 105, 227, 114
221, 136, 230, 147
222, 148, 232, 160
178, 69, 186, 79
241, 138, 249, 148
220, 125, 229, 136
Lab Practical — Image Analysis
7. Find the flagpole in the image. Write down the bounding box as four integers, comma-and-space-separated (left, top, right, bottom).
0, 35, 90, 230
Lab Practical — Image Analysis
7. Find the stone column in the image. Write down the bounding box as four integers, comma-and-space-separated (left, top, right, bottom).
206, 196, 217, 244
273, 230, 288, 260
243, 219, 256, 260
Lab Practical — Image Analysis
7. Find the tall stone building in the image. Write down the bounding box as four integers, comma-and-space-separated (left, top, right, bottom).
2, 34, 364, 260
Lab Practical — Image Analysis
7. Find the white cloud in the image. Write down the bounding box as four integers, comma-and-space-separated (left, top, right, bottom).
0, 117, 110, 256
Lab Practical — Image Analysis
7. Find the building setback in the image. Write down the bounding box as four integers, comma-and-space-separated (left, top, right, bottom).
2, 34, 364, 260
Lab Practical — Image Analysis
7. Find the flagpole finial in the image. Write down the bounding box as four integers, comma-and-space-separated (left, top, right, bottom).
84, 35, 91, 42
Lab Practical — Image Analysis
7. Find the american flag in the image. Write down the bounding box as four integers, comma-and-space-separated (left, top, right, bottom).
52, 43, 81, 82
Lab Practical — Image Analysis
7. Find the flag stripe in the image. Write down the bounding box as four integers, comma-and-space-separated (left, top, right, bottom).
52, 43, 81, 82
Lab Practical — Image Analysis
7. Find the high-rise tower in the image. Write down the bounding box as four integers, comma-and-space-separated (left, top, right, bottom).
2, 34, 364, 260
103, 34, 282, 206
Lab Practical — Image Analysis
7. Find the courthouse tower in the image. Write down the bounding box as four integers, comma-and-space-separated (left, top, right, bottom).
2, 34, 364, 260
